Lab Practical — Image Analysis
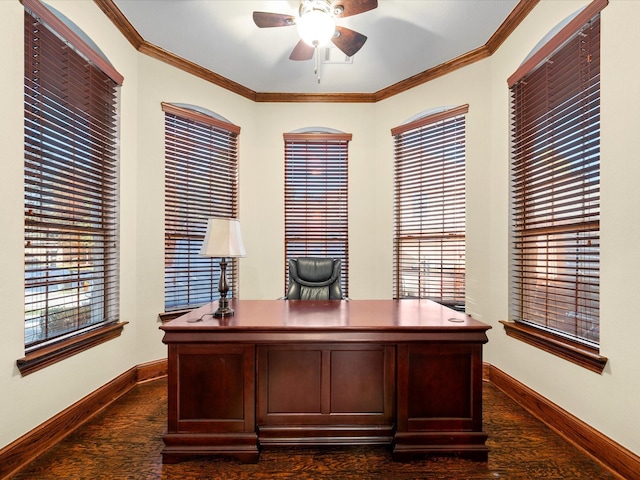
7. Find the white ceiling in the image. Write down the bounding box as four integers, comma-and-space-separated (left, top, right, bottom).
111, 0, 521, 94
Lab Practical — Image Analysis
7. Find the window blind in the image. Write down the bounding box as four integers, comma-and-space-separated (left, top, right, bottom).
24, 5, 121, 349
284, 133, 351, 296
510, 12, 601, 346
163, 103, 240, 311
392, 105, 468, 309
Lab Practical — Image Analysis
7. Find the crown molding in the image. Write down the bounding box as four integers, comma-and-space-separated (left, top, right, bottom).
138, 42, 257, 101
93, 0, 539, 103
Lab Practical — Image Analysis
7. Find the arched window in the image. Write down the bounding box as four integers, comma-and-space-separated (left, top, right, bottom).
21, 0, 124, 374
391, 105, 468, 310
284, 128, 351, 296
163, 103, 241, 311
505, 0, 607, 373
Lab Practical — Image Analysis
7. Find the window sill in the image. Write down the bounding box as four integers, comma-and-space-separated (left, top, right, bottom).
159, 309, 194, 324
500, 320, 607, 374
17, 321, 128, 376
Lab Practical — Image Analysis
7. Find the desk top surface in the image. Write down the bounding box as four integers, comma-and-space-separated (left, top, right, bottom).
161, 299, 490, 333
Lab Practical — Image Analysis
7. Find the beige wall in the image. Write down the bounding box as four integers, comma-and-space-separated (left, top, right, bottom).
0, 0, 143, 448
1, 0, 638, 458
486, 0, 640, 455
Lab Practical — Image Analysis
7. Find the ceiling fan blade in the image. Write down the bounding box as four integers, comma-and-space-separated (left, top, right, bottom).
332, 0, 378, 18
253, 11, 296, 28
289, 40, 315, 61
331, 26, 367, 57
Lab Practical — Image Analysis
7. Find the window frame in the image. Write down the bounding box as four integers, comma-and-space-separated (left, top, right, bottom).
283, 131, 351, 297
391, 105, 468, 310
502, 0, 608, 374
163, 102, 241, 313
19, 0, 125, 376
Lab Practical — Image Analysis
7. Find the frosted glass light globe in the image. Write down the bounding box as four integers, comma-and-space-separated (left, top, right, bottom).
297, 10, 335, 47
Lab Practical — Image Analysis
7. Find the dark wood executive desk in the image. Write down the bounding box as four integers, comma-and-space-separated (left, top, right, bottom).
160, 299, 491, 463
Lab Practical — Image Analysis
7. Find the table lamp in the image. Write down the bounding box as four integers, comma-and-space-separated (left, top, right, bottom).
199, 217, 246, 317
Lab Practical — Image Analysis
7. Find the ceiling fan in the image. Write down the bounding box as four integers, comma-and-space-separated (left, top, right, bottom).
252, 0, 378, 62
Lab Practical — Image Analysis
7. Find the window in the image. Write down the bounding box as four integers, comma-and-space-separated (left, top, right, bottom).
163, 103, 241, 311
505, 0, 607, 372
392, 105, 468, 310
22, 0, 124, 373
284, 131, 351, 296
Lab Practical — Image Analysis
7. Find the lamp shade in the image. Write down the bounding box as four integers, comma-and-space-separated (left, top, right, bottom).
199, 218, 247, 258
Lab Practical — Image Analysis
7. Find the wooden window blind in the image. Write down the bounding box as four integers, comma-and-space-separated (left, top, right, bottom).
163, 103, 241, 311
509, 7, 602, 346
23, 2, 122, 350
392, 105, 468, 309
284, 132, 351, 296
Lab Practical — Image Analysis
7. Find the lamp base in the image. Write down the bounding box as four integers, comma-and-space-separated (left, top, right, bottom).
213, 297, 234, 317
213, 258, 234, 317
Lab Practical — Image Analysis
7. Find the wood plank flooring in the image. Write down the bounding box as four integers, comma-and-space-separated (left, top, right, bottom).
9, 378, 620, 479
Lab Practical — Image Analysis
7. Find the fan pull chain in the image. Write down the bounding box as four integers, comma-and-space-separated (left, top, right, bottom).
314, 47, 321, 83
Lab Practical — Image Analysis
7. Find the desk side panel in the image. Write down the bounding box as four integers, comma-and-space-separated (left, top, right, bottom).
394, 342, 488, 460
162, 343, 259, 463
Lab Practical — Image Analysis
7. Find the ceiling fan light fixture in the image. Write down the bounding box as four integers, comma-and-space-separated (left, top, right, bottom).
297, 0, 336, 47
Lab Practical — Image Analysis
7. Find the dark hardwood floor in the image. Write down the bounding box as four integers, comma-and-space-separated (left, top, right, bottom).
10, 378, 620, 480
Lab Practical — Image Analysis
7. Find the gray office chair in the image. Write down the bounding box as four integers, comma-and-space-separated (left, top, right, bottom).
285, 257, 343, 300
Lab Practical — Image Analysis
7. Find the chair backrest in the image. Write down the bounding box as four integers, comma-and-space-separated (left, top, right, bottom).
286, 257, 343, 300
